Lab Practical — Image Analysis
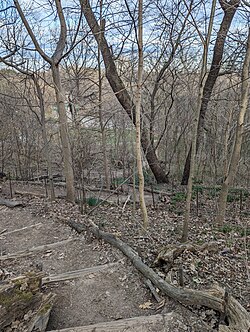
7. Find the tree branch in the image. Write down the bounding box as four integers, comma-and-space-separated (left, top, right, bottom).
13, 0, 51, 63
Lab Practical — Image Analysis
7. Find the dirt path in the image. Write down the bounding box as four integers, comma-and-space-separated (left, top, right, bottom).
0, 200, 211, 331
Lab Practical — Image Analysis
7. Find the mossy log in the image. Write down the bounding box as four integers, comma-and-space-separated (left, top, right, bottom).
67, 220, 250, 332
0, 272, 55, 331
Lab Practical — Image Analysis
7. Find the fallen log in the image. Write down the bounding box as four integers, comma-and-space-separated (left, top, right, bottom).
0, 197, 23, 208
14, 190, 45, 197
48, 311, 204, 332
67, 220, 250, 332
128, 183, 173, 196
0, 273, 55, 331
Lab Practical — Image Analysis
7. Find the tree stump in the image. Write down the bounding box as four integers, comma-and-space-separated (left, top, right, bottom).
0, 272, 55, 331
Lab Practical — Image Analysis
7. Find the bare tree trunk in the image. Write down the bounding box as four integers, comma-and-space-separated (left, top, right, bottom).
98, 3, 110, 189
14, 0, 75, 202
222, 108, 234, 181
80, 0, 168, 184
181, 0, 240, 185
51, 64, 75, 202
181, 0, 216, 242
135, 0, 148, 229
33, 77, 55, 201
216, 29, 250, 224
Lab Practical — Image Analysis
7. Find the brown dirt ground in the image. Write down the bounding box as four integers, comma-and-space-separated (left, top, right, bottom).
0, 181, 249, 331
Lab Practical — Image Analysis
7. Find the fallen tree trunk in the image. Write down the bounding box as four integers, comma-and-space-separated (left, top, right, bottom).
67, 220, 250, 332
0, 198, 23, 208
0, 273, 55, 331
14, 190, 45, 198
48, 311, 204, 332
128, 183, 173, 196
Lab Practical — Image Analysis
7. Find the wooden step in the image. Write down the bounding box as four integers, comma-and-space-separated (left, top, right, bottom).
0, 238, 77, 260
42, 262, 120, 284
48, 312, 181, 332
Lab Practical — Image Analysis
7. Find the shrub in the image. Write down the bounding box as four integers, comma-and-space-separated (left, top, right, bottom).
86, 197, 102, 206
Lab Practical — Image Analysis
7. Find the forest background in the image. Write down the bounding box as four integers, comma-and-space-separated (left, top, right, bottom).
0, 0, 250, 228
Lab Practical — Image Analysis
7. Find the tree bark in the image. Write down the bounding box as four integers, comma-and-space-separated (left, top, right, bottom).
216, 28, 250, 224
14, 0, 75, 202
80, 0, 168, 184
98, 8, 110, 190
135, 0, 149, 228
181, 0, 216, 242
51, 64, 75, 202
181, 0, 240, 185
33, 77, 56, 201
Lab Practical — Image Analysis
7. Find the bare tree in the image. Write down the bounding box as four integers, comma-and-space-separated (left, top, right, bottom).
13, 0, 75, 202
97, 1, 110, 189
181, 0, 240, 185
135, 0, 149, 228
216, 28, 250, 224
181, 0, 217, 242
80, 0, 168, 184
0, 55, 56, 200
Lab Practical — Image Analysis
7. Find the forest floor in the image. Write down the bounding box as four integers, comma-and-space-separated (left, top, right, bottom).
0, 180, 249, 331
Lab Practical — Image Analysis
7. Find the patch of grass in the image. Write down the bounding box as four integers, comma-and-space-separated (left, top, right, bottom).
0, 287, 33, 309
241, 211, 250, 216
229, 188, 249, 196
226, 189, 249, 202
193, 178, 203, 185
208, 187, 221, 198
171, 190, 197, 204
218, 224, 250, 237
227, 194, 237, 202
209, 187, 249, 201
171, 192, 186, 203
193, 185, 204, 194
86, 197, 102, 206
190, 185, 250, 201
238, 227, 250, 237
218, 224, 233, 234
